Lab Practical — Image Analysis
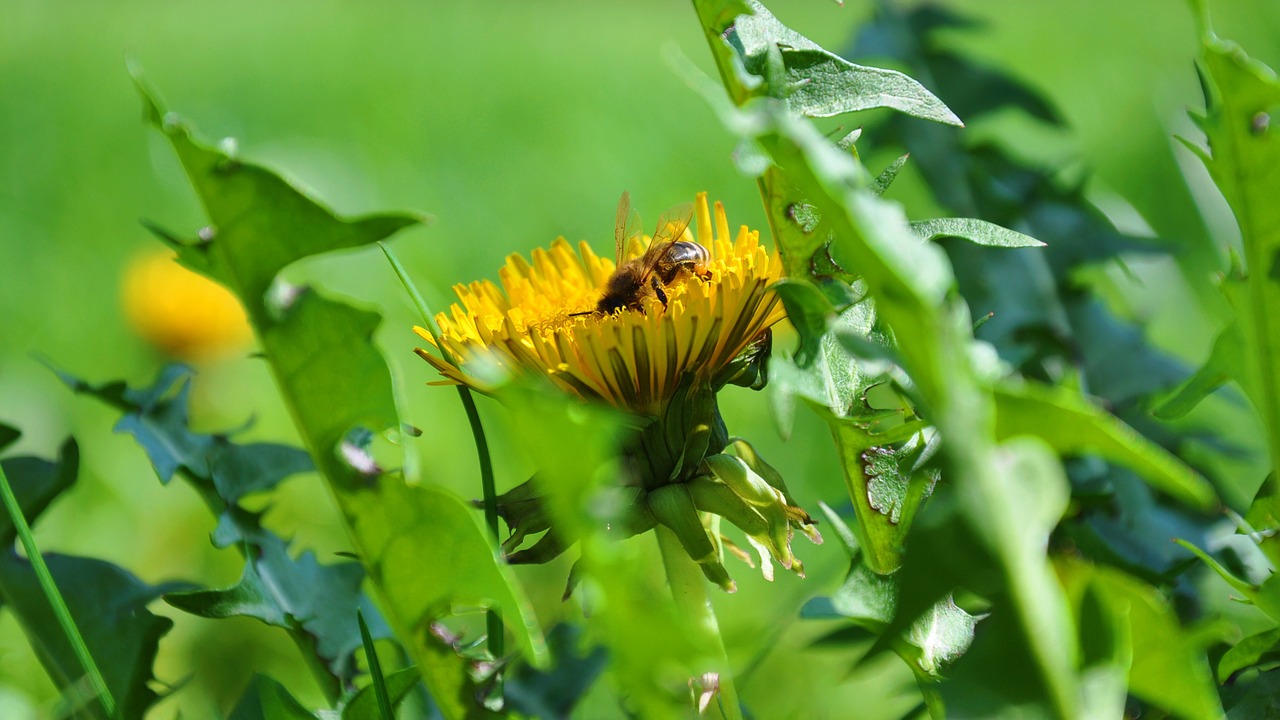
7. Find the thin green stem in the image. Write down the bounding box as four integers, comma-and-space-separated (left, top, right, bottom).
380, 242, 505, 668
655, 525, 743, 720
0, 462, 119, 720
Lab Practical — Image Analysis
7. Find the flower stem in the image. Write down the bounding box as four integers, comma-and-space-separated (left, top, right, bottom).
655, 525, 743, 720
380, 243, 505, 669
0, 461, 119, 720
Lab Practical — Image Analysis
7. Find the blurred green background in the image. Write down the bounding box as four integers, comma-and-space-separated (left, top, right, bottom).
1, 1, 1278, 717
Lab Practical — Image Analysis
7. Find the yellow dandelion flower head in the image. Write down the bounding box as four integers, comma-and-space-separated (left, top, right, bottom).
415, 193, 785, 414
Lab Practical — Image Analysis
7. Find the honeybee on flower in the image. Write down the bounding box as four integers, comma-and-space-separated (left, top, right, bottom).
414, 192, 819, 591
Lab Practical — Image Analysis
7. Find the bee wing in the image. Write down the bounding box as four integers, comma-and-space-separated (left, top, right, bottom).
614, 191, 631, 266
637, 202, 695, 282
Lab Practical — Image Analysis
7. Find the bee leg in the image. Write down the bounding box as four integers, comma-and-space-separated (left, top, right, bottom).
650, 276, 669, 307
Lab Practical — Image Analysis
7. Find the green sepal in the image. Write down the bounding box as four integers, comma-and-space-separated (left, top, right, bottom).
647, 483, 735, 592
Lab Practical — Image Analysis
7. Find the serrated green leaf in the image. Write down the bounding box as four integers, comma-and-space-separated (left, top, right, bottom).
896, 439, 1077, 716
731, 2, 961, 126
228, 675, 317, 720
1189, 28, 1280, 471
164, 530, 376, 683
135, 77, 548, 716
0, 439, 78, 547
55, 364, 312, 498
0, 553, 189, 720
993, 380, 1217, 511
59, 364, 372, 690
910, 218, 1045, 248
132, 76, 426, 316
811, 561, 975, 676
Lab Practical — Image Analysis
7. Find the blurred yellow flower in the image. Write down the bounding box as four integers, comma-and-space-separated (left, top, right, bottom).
121, 249, 252, 360
414, 193, 784, 414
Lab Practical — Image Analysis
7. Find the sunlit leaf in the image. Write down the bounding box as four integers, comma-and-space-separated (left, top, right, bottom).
501, 382, 700, 718
731, 2, 961, 126
993, 380, 1217, 511
134, 75, 551, 717
804, 560, 975, 677
1097, 571, 1221, 719
1183, 26, 1280, 468
909, 218, 1044, 248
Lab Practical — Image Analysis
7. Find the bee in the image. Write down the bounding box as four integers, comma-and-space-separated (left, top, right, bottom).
580, 192, 710, 316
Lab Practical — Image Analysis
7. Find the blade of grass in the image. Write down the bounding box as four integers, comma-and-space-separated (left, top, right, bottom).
358, 609, 395, 720
0, 462, 119, 720
379, 243, 506, 667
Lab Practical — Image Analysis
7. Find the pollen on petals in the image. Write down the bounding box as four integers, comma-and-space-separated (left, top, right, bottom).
416, 193, 786, 414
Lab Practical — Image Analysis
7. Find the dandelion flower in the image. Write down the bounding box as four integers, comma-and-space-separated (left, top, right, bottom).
415, 193, 819, 591
415, 193, 785, 415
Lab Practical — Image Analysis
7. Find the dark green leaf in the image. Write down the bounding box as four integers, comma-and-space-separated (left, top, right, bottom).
0, 423, 19, 453
58, 362, 374, 690
909, 218, 1044, 248
228, 674, 317, 720
165, 531, 375, 683
0, 438, 78, 547
506, 624, 608, 720
55, 364, 312, 498
0, 553, 190, 720
1227, 669, 1280, 719
209, 442, 313, 503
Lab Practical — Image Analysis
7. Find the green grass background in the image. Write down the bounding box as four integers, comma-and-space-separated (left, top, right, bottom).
1, 1, 1277, 717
